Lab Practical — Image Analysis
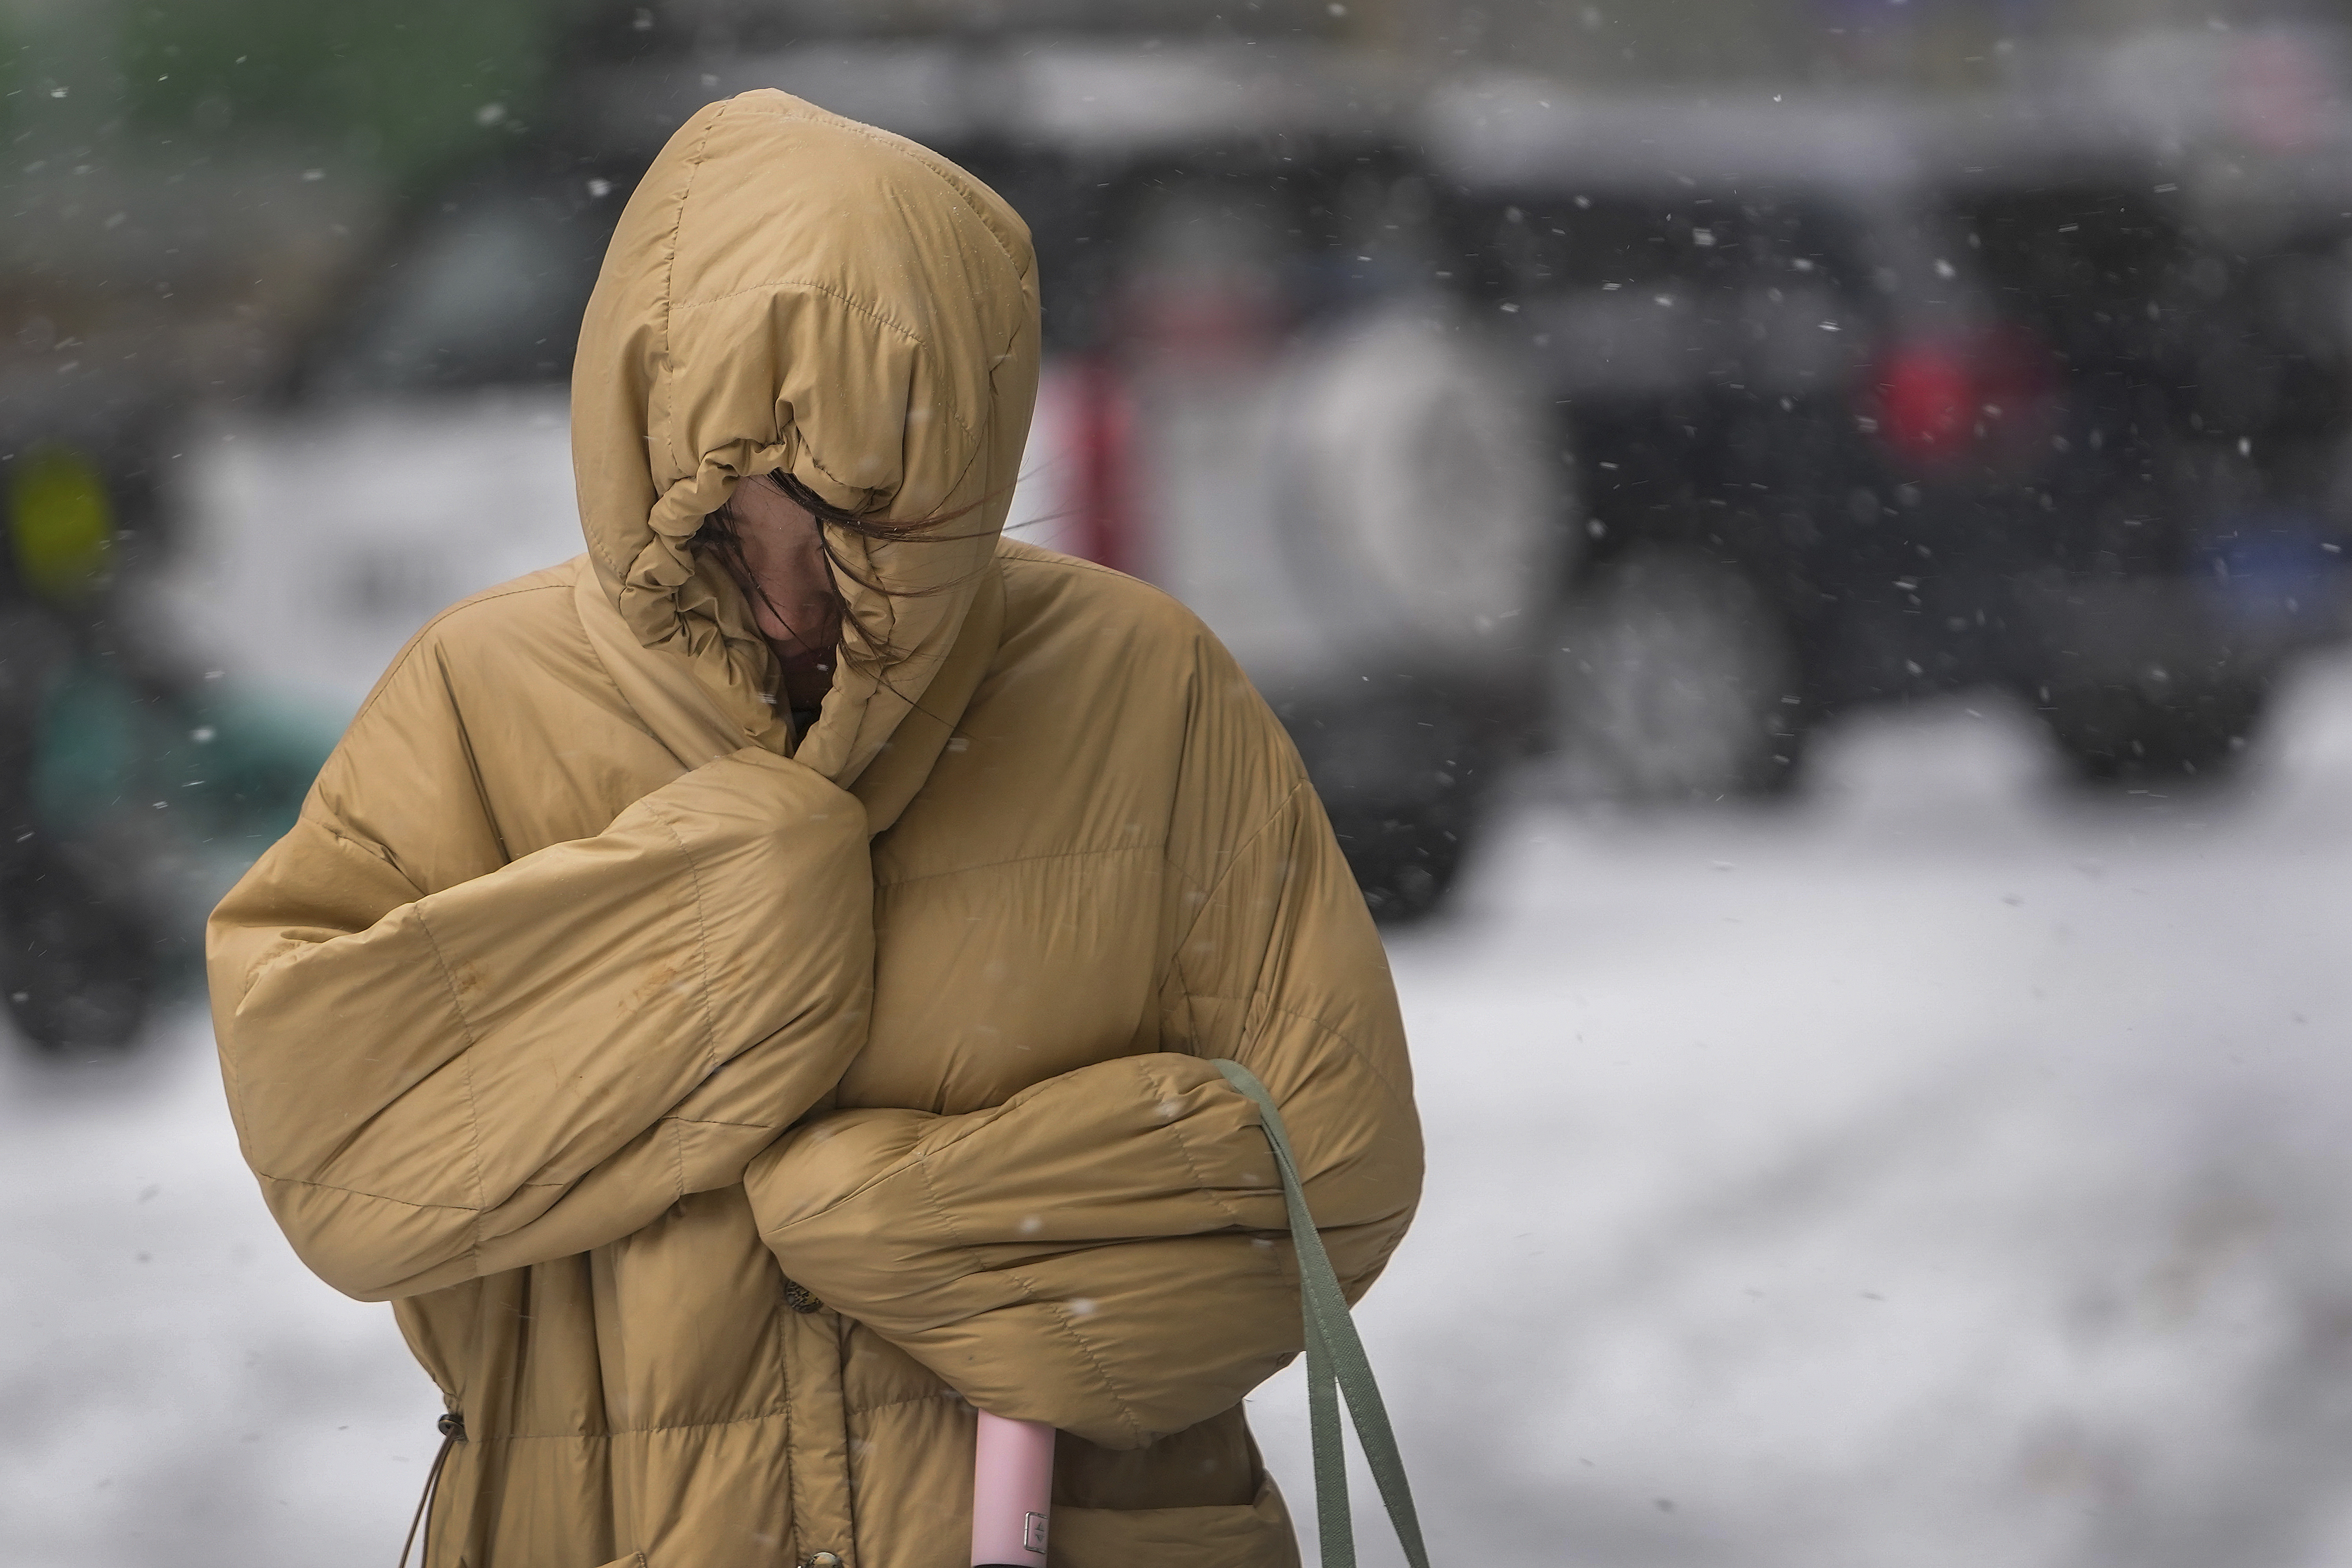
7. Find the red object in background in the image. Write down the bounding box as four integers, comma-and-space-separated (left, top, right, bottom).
1871, 327, 2056, 469
1876, 339, 1977, 463
2228, 32, 2335, 153
1071, 357, 1135, 574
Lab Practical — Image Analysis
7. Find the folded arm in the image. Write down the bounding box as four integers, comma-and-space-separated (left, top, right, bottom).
748, 768, 1421, 1448
211, 747, 873, 1301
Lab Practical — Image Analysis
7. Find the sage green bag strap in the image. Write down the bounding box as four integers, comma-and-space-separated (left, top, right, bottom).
1212, 1060, 1432, 1568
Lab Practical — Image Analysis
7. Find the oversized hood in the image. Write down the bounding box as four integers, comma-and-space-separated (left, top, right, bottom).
572, 91, 1040, 786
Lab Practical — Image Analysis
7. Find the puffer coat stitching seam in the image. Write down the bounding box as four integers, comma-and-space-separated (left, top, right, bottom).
664, 1114, 788, 1133
754, 275, 990, 536
902, 396, 994, 526
1174, 994, 1416, 1118
874, 841, 1154, 892
647, 105, 724, 526
228, 822, 422, 1008
1253, 1001, 1416, 1115
911, 1158, 1147, 1446
811, 343, 994, 525
995, 546, 1144, 587
990, 555, 1221, 772
1148, 1067, 1264, 1234
411, 906, 491, 1236
995, 547, 1207, 613
249, 1172, 475, 1209
432, 646, 512, 866
468, 1405, 793, 1441
1156, 848, 1209, 909
673, 278, 923, 350
1161, 978, 1204, 1063
635, 799, 722, 1077
294, 815, 421, 887
991, 550, 1218, 705
923, 351, 1009, 511
338, 581, 572, 733
1036, 1294, 1147, 1446
750, 1030, 1234, 1230
799, 436, 884, 502
711, 104, 1033, 276
1158, 781, 1311, 995
842, 1388, 969, 1419
757, 1134, 933, 1241
564, 576, 670, 747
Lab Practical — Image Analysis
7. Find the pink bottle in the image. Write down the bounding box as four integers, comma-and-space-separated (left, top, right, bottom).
970, 1410, 1054, 1566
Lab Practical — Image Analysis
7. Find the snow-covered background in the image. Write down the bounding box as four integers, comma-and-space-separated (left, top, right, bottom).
13, 659, 2352, 1568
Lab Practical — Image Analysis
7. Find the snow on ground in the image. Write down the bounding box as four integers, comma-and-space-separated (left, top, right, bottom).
0, 1016, 441, 1566
1253, 655, 2352, 1567
15, 657, 2352, 1567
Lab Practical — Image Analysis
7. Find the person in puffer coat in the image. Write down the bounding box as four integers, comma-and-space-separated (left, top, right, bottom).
206, 91, 1421, 1568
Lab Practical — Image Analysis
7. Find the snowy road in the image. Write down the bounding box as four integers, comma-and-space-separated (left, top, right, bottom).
13, 662, 2352, 1568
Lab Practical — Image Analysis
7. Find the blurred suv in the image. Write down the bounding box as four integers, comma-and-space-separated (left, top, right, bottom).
1430, 58, 2352, 792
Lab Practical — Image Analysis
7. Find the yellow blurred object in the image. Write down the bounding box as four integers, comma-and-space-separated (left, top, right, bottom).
8, 445, 115, 602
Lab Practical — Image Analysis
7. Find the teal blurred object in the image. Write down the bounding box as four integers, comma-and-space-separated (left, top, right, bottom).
0, 416, 335, 1056
32, 660, 329, 852
4, 652, 334, 1057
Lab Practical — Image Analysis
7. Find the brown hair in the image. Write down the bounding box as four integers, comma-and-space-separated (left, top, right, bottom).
689, 470, 998, 664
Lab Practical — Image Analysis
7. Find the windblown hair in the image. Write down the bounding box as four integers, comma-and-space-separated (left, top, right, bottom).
690, 470, 1000, 665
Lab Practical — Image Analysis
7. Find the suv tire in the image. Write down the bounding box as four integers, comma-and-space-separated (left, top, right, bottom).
1283, 691, 1497, 924
1552, 546, 1802, 800
1, 849, 154, 1055
2038, 675, 2267, 785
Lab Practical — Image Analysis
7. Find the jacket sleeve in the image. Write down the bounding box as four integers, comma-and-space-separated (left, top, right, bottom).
209, 745, 874, 1303
746, 733, 1421, 1449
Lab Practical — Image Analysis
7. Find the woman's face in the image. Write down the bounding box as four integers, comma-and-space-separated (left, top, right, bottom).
727, 474, 844, 704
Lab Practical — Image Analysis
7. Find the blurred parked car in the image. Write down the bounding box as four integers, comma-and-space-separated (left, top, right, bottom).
1, 151, 368, 1054
0, 419, 323, 1054
158, 36, 1566, 920
0, 429, 160, 1054
1430, 64, 2352, 791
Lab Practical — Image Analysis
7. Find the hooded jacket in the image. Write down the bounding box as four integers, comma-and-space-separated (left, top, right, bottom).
207, 92, 1421, 1568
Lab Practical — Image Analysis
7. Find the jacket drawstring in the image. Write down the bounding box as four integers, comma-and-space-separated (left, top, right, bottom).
397, 1412, 464, 1568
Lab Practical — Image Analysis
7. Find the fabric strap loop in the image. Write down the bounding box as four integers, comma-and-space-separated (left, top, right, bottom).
1212, 1060, 1431, 1568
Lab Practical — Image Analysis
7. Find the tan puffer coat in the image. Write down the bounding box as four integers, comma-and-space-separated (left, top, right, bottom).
207, 91, 1421, 1568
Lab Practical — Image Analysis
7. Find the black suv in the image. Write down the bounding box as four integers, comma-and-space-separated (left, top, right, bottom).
1430, 80, 2352, 791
